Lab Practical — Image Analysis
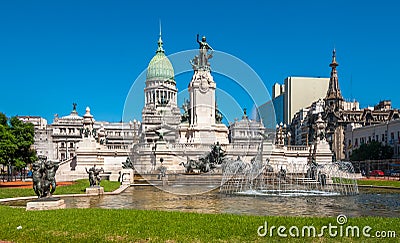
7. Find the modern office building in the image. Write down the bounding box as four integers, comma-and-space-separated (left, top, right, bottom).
258, 77, 329, 129
283, 77, 330, 125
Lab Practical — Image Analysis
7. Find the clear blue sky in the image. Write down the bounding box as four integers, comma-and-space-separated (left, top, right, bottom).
1, 0, 399, 123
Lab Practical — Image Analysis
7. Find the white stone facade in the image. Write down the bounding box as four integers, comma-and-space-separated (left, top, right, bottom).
21, 36, 340, 182
178, 69, 229, 144
228, 111, 265, 145
345, 119, 400, 160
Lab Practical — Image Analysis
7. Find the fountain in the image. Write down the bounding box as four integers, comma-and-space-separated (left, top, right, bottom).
220, 158, 359, 196
220, 113, 358, 197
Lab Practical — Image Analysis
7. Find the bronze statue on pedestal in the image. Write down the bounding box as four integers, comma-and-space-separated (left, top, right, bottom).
32, 155, 59, 198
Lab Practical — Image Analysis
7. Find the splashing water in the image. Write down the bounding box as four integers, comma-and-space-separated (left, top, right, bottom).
220, 159, 359, 196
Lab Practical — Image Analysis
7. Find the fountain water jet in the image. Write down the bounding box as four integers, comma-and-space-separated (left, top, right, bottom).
220, 159, 359, 197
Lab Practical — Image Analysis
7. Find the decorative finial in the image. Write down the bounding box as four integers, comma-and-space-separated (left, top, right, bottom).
242, 108, 248, 119
330, 48, 338, 68
156, 21, 164, 53
326, 48, 343, 100
72, 103, 77, 111
159, 19, 162, 37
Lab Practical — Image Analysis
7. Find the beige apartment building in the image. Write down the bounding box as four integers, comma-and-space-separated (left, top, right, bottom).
259, 77, 329, 129
283, 77, 330, 124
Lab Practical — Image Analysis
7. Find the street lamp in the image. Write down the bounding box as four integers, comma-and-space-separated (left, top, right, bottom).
7, 161, 12, 182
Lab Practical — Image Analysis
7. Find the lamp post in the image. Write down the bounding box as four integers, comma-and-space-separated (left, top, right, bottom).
7, 161, 11, 182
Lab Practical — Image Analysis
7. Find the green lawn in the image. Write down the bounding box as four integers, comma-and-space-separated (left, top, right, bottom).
0, 207, 398, 242
0, 179, 121, 199
332, 177, 356, 184
357, 179, 400, 188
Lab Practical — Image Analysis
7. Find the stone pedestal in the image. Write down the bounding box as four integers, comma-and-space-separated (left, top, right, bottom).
85, 186, 104, 195
26, 198, 66, 211
179, 69, 229, 145
314, 140, 333, 165
120, 168, 134, 185
162, 175, 168, 186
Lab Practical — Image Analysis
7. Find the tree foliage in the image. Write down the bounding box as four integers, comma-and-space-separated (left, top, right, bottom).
0, 113, 37, 168
350, 140, 394, 161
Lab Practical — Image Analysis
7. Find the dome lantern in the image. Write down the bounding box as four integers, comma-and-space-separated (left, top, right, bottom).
146, 27, 174, 82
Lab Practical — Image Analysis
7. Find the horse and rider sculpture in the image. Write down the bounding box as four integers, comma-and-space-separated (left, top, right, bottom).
179, 142, 226, 173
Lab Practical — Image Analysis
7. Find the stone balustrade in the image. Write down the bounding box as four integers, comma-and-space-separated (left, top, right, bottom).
286, 145, 309, 151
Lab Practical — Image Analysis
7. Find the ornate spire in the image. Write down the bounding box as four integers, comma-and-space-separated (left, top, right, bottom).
330, 48, 338, 68
156, 21, 164, 53
326, 49, 343, 100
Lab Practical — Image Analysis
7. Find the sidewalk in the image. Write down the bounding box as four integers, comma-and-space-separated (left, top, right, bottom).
0, 181, 74, 188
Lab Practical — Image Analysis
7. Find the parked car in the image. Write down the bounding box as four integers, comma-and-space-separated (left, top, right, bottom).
369, 170, 384, 176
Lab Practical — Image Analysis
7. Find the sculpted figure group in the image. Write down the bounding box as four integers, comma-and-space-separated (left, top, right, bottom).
32, 155, 59, 198
85, 165, 104, 187
180, 142, 226, 173
191, 34, 214, 70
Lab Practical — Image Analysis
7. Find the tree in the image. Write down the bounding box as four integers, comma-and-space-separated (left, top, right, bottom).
0, 113, 37, 169
0, 113, 7, 126
350, 140, 394, 161
9, 117, 37, 168
0, 124, 17, 166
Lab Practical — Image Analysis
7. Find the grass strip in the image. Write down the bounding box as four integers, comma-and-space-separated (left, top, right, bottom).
357, 179, 400, 188
0, 207, 398, 242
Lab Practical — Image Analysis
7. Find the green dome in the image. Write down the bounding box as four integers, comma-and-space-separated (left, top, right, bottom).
146, 37, 174, 81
